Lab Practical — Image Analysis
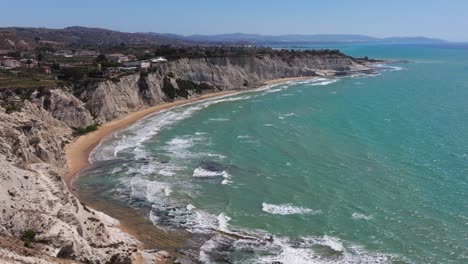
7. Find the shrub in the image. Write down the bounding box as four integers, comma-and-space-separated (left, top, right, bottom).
24, 240, 33, 248
162, 77, 176, 99
72, 124, 99, 136
99, 61, 120, 68
21, 229, 36, 248
59, 67, 86, 81
5, 104, 18, 114
140, 71, 148, 78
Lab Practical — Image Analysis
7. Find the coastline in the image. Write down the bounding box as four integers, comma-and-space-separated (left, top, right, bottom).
65, 76, 310, 187
64, 76, 311, 256
65, 89, 235, 187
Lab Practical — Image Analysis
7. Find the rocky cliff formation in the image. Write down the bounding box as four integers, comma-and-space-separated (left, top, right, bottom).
0, 52, 372, 263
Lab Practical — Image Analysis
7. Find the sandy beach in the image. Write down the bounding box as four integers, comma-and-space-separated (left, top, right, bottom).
65, 90, 235, 185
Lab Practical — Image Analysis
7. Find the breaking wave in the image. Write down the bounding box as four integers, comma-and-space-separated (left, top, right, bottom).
262, 202, 321, 215
352, 212, 374, 220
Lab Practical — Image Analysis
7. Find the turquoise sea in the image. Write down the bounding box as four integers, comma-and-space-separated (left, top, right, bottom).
76, 44, 468, 263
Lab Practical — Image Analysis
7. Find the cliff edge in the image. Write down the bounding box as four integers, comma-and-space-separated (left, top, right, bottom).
0, 51, 373, 263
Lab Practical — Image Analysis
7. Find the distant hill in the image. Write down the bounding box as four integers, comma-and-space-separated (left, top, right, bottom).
0, 26, 190, 50
150, 32, 447, 45
0, 26, 447, 51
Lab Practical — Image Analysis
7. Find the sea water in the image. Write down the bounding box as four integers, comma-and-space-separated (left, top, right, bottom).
76, 43, 468, 263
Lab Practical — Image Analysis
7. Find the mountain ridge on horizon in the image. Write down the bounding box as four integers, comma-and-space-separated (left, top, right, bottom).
0, 26, 448, 50
150, 32, 447, 44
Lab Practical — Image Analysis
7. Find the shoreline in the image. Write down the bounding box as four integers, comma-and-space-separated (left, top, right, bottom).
65, 76, 310, 187
65, 89, 236, 187
64, 76, 312, 254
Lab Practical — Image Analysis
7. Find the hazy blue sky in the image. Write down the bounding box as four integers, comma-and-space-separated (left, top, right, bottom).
2, 0, 467, 41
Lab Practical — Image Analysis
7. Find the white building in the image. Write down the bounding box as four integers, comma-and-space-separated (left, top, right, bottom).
107, 54, 130, 63
75, 50, 98, 57
151, 57, 168, 64
54, 50, 73, 57
122, 61, 150, 68
0, 59, 21, 68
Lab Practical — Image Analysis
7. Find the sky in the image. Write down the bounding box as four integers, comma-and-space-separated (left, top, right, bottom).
1, 0, 467, 41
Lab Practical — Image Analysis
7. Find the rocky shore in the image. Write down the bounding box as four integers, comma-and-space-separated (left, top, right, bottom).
0, 51, 373, 263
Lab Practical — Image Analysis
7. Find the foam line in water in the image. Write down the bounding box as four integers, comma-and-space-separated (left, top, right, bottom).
352, 212, 373, 220
92, 94, 253, 161
262, 202, 321, 215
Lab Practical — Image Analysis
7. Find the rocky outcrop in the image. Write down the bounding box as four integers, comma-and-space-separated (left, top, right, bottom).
0, 102, 137, 263
0, 100, 72, 168
0, 51, 372, 263
0, 155, 137, 263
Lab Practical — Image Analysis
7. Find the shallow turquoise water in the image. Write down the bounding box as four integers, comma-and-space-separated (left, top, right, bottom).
77, 44, 468, 263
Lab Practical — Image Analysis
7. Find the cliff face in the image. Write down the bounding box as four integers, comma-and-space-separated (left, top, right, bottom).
0, 53, 372, 263
75, 53, 370, 123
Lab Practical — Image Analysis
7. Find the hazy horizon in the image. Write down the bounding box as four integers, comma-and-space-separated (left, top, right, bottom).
2, 0, 468, 42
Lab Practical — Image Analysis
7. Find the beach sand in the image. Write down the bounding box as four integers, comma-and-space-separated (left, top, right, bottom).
64, 76, 312, 261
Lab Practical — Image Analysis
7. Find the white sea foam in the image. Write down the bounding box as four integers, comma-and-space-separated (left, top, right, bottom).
163, 135, 201, 159
93, 94, 252, 161
310, 79, 339, 86
253, 235, 397, 264
201, 152, 226, 159
198, 233, 398, 264
209, 118, 230, 121
158, 168, 176, 176
217, 213, 231, 232
319, 235, 345, 252
193, 167, 228, 178
352, 212, 374, 220
187, 210, 219, 233
373, 64, 405, 71
199, 238, 216, 263
262, 203, 321, 215
186, 204, 196, 211
263, 123, 273, 127
149, 205, 160, 223
122, 176, 170, 203
164, 187, 172, 196
262, 87, 283, 94
279, 113, 295, 119
221, 179, 233, 185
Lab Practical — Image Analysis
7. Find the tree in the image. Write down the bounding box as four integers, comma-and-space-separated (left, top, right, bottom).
59, 67, 85, 81
37, 53, 44, 67
95, 54, 108, 63
52, 62, 60, 70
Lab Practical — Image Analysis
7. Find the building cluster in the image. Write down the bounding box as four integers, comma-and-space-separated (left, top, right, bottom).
0, 56, 40, 70
0, 46, 169, 81
105, 53, 168, 70
53, 49, 100, 57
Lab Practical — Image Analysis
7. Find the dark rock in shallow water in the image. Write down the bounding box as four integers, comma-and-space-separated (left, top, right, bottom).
199, 160, 227, 172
